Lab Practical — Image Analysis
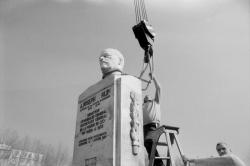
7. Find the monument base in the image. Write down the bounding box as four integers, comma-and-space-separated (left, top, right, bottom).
73, 75, 145, 166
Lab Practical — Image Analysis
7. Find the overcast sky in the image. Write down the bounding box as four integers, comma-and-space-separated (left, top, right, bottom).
1, 0, 250, 163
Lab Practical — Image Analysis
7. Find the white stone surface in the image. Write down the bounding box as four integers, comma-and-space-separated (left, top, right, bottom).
73, 75, 145, 166
190, 156, 245, 166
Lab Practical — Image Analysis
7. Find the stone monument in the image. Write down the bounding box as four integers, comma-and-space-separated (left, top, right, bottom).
73, 48, 145, 166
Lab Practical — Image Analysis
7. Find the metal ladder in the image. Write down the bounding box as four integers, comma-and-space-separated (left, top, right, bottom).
146, 125, 186, 166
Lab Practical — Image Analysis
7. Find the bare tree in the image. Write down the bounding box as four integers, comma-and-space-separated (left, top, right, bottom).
55, 143, 70, 166
0, 128, 19, 148
0, 128, 72, 166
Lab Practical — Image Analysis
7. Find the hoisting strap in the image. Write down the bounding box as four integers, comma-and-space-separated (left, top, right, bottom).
133, 0, 156, 91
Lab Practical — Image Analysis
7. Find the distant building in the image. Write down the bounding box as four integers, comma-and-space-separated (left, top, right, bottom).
0, 144, 11, 150
0, 144, 44, 166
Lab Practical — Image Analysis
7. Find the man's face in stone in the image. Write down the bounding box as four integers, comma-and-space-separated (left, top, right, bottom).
216, 143, 229, 156
99, 49, 121, 74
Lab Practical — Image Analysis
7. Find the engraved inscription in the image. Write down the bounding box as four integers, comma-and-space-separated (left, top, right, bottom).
78, 87, 112, 147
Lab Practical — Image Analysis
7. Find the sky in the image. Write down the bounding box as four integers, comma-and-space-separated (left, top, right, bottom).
0, 0, 250, 164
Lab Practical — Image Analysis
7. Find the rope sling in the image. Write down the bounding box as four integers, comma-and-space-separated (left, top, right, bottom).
132, 0, 156, 90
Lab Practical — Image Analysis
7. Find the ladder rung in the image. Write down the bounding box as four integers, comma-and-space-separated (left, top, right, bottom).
155, 157, 170, 160
157, 142, 168, 146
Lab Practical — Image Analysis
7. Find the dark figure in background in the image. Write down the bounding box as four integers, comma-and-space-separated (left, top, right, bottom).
143, 73, 164, 166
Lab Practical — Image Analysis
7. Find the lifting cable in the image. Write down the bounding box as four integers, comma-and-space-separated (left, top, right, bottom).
134, 0, 148, 23
132, 0, 156, 90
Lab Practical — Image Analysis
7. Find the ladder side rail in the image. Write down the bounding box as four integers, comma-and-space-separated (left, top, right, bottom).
173, 133, 184, 155
173, 133, 188, 166
165, 131, 176, 166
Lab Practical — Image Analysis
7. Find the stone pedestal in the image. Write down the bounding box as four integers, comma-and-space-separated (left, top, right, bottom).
73, 75, 145, 166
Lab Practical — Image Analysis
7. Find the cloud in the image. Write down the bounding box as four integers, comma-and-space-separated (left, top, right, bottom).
0, 0, 106, 14
84, 0, 105, 3
0, 0, 38, 14
53, 0, 73, 3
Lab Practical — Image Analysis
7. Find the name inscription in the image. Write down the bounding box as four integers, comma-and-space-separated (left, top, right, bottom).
78, 87, 112, 147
